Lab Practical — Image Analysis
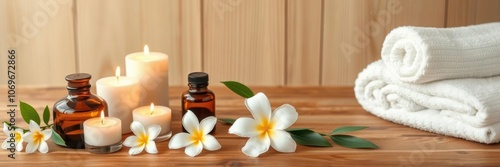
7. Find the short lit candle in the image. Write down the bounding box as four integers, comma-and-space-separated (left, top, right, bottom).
96, 66, 140, 134
132, 103, 171, 140
83, 111, 122, 146
125, 45, 169, 107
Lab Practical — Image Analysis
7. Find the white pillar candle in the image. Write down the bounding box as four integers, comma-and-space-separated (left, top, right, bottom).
132, 103, 171, 135
83, 112, 122, 146
96, 67, 140, 134
125, 45, 169, 107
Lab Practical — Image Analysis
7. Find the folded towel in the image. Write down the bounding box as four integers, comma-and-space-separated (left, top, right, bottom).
381, 22, 500, 83
355, 60, 500, 143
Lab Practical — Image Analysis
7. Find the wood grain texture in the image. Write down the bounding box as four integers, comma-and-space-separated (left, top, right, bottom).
0, 0, 76, 87
2, 86, 500, 166
203, 0, 285, 86
447, 0, 500, 27
286, 0, 322, 86
321, 0, 446, 86
76, 0, 143, 86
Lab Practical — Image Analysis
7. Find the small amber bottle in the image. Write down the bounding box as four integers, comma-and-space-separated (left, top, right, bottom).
182, 72, 215, 134
53, 73, 108, 149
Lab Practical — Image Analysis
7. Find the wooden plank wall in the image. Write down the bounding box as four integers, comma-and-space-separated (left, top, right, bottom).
1, 0, 500, 87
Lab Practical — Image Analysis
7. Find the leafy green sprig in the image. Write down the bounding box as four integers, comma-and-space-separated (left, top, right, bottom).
220, 81, 378, 149
3, 101, 66, 146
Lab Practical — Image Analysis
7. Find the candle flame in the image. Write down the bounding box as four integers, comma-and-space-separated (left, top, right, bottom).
100, 110, 105, 125
144, 45, 149, 56
115, 66, 120, 83
150, 103, 154, 115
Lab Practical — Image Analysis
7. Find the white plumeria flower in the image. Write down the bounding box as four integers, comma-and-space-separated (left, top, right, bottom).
2, 123, 24, 151
229, 92, 298, 157
123, 121, 161, 155
23, 120, 52, 154
169, 110, 221, 157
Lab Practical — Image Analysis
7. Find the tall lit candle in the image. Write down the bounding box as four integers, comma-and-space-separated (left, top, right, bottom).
83, 111, 122, 147
125, 45, 169, 107
132, 103, 172, 141
96, 67, 140, 134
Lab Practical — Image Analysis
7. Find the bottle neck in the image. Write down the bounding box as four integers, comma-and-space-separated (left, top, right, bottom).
188, 83, 208, 93
67, 86, 92, 96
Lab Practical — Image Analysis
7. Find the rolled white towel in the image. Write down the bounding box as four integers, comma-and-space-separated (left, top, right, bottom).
355, 60, 500, 143
381, 22, 500, 83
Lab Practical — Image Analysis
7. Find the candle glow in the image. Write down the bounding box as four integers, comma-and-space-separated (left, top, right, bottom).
100, 110, 105, 125
150, 103, 154, 115
115, 66, 120, 83
144, 45, 149, 56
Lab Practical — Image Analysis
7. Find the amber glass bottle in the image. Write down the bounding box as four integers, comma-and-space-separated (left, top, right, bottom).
53, 73, 108, 149
182, 72, 215, 134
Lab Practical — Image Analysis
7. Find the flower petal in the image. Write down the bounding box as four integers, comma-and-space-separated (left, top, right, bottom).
271, 104, 298, 130
269, 129, 296, 153
182, 110, 200, 135
200, 116, 217, 135
245, 92, 272, 123
130, 121, 146, 136
185, 142, 203, 157
2, 123, 9, 135
202, 135, 221, 151
147, 125, 162, 140
242, 135, 270, 157
168, 133, 194, 149
123, 136, 139, 147
38, 141, 49, 153
23, 132, 32, 142
1, 140, 8, 149
129, 145, 145, 155
15, 141, 23, 152
28, 120, 40, 132
25, 141, 39, 154
228, 117, 260, 137
41, 129, 52, 141
145, 141, 158, 154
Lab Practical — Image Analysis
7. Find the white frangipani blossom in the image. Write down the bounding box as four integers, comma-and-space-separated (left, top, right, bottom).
2, 123, 24, 152
229, 92, 298, 157
123, 121, 161, 155
23, 120, 52, 154
168, 110, 221, 157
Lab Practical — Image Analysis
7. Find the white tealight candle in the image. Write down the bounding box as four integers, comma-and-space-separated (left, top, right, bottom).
125, 45, 169, 107
133, 103, 171, 136
83, 112, 122, 147
96, 67, 140, 134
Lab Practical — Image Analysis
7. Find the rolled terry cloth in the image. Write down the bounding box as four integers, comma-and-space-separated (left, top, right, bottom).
381, 22, 500, 83
355, 60, 500, 144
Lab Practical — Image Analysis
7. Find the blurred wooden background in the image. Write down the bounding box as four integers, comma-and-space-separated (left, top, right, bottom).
1, 0, 500, 87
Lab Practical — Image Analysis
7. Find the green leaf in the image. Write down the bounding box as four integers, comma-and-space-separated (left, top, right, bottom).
288, 129, 332, 147
43, 105, 50, 126
19, 101, 40, 125
50, 126, 66, 147
221, 81, 254, 98
218, 118, 236, 125
285, 128, 311, 132
330, 126, 367, 135
330, 134, 378, 149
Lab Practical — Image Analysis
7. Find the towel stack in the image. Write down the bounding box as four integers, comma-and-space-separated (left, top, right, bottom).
354, 22, 500, 144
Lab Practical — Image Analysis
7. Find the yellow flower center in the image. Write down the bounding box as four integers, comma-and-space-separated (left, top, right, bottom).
14, 131, 22, 142
257, 118, 275, 139
190, 130, 205, 145
137, 134, 149, 145
33, 131, 44, 144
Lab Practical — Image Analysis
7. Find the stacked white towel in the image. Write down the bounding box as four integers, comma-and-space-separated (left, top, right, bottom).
355, 23, 500, 144
381, 22, 500, 83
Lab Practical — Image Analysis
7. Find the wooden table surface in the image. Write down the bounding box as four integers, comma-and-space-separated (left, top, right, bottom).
1, 86, 500, 166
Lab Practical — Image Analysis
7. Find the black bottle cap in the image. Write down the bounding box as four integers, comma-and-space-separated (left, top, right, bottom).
66, 73, 92, 89
188, 72, 209, 85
